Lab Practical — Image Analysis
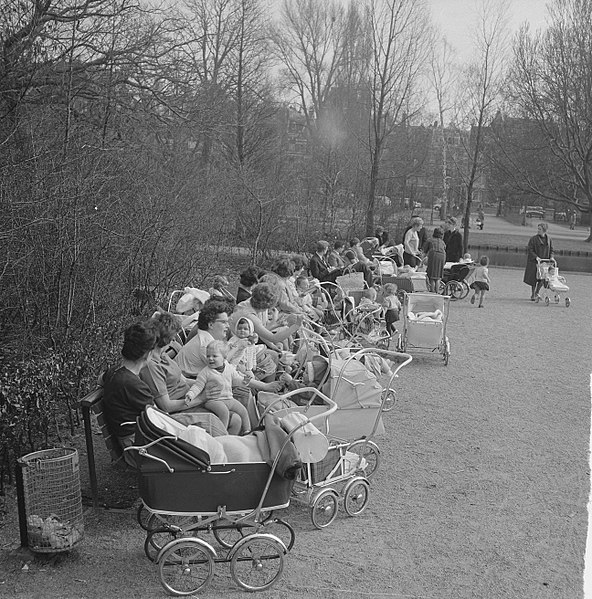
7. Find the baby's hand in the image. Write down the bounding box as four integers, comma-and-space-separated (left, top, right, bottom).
248, 333, 259, 344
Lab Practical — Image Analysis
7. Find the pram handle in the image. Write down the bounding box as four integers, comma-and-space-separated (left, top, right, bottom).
124, 436, 179, 473
258, 387, 337, 425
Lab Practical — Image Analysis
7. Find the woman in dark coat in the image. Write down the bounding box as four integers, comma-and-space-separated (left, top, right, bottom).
425, 227, 447, 293
523, 222, 554, 300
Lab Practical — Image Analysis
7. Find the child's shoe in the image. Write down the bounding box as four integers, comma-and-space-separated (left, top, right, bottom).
470, 295, 475, 304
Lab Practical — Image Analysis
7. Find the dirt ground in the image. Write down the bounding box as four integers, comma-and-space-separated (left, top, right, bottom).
1, 266, 591, 599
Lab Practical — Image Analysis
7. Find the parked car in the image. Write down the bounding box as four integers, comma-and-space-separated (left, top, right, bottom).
432, 203, 442, 213
520, 205, 544, 218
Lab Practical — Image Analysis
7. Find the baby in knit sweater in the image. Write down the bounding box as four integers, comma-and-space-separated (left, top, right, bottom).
184, 340, 251, 434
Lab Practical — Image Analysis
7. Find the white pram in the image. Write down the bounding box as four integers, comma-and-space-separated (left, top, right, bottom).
536, 259, 571, 307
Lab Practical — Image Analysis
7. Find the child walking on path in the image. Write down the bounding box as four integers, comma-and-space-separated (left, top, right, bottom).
470, 256, 491, 308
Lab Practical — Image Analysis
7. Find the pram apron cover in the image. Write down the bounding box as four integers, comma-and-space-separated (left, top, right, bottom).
134, 407, 293, 513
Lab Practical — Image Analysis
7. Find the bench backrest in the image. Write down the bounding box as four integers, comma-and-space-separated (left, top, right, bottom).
79, 387, 124, 463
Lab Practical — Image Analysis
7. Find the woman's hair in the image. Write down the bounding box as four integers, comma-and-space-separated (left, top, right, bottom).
410, 216, 423, 228
121, 322, 157, 360
198, 299, 230, 330
206, 339, 229, 358
315, 240, 329, 253
250, 282, 278, 310
212, 275, 229, 288
432, 227, 443, 239
239, 265, 261, 287
271, 258, 295, 278
538, 222, 549, 232
343, 249, 356, 261
150, 311, 182, 348
290, 254, 308, 271
349, 237, 360, 247
383, 283, 398, 295
333, 239, 346, 251
375, 226, 384, 234
479, 255, 489, 266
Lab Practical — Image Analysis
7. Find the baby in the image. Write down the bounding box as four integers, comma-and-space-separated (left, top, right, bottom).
184, 340, 251, 434
227, 317, 259, 377
546, 266, 569, 291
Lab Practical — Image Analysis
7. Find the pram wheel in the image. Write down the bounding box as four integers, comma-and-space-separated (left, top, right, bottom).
310, 489, 339, 529
212, 521, 247, 549
544, 296, 550, 306
444, 280, 463, 300
381, 387, 396, 412
343, 477, 370, 517
137, 503, 151, 531
145, 527, 180, 562
459, 280, 470, 299
260, 516, 296, 552
566, 297, 571, 307
158, 538, 215, 595
347, 440, 380, 478
554, 294, 560, 303
230, 534, 286, 591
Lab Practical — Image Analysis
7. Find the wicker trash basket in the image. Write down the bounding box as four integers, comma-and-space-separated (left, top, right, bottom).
18, 448, 84, 553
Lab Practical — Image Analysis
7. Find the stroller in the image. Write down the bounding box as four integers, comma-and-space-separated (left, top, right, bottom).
129, 397, 335, 595
258, 348, 412, 529
536, 259, 571, 307
397, 292, 451, 365
440, 262, 475, 300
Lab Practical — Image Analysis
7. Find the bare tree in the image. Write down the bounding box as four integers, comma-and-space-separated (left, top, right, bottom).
509, 0, 592, 241
364, 0, 431, 235
455, 0, 510, 252
428, 36, 458, 222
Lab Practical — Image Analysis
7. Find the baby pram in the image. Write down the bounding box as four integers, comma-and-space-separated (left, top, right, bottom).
397, 292, 451, 365
128, 398, 335, 594
536, 259, 571, 307
440, 262, 474, 300
258, 348, 412, 528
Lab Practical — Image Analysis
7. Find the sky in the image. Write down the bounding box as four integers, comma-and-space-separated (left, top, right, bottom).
426, 0, 550, 58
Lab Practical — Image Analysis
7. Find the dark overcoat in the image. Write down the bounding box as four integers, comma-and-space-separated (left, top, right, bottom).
523, 233, 554, 286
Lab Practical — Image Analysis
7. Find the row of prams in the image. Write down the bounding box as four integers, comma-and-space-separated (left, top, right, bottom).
126, 348, 412, 595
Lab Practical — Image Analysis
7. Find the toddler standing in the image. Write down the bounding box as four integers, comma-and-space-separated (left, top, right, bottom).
470, 256, 491, 308
382, 283, 401, 334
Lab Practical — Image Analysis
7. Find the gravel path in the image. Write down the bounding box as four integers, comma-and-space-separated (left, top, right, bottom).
1, 266, 591, 598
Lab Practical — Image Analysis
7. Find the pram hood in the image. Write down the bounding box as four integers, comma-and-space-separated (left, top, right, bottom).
323, 358, 383, 410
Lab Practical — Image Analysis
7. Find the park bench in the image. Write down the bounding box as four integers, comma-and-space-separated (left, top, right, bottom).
79, 386, 126, 510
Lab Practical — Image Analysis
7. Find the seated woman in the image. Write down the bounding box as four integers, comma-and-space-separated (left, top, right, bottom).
102, 322, 157, 466
231, 282, 304, 353
142, 310, 240, 435
236, 265, 262, 304
174, 299, 232, 378
271, 258, 303, 315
